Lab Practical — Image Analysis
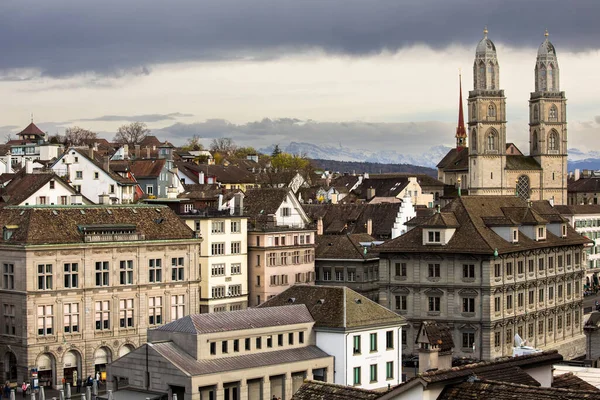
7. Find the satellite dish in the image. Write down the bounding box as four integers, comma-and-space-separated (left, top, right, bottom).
514, 333, 526, 347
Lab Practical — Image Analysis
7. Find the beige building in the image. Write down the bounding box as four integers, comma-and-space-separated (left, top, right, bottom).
377, 196, 588, 361
107, 305, 334, 400
0, 205, 201, 388
244, 188, 316, 306
438, 29, 568, 205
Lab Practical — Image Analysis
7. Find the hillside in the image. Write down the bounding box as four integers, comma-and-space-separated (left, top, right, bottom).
311, 159, 437, 177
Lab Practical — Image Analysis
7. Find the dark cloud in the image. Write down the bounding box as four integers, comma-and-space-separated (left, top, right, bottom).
75, 112, 194, 123
0, 0, 597, 78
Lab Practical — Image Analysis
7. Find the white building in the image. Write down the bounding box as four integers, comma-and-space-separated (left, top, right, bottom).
259, 285, 406, 390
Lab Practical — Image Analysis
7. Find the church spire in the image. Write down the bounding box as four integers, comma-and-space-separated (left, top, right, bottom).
456, 72, 467, 149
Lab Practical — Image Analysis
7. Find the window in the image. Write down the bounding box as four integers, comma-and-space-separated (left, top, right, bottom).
231, 241, 241, 254
75, 171, 83, 179
567, 282, 572, 297
222, 341, 228, 354
462, 332, 475, 348
231, 263, 241, 275
211, 243, 225, 255
395, 295, 407, 311
487, 103, 496, 117
506, 294, 513, 310
322, 268, 331, 281
427, 231, 441, 243
38, 264, 53, 290
233, 339, 240, 352
463, 297, 475, 313
528, 260, 534, 273
210, 342, 216, 355
494, 331, 501, 347
230, 221, 241, 233
548, 286, 554, 301
74, 185, 81, 193
558, 284, 563, 298
549, 256, 554, 269
353, 367, 361, 386
61, 303, 79, 334
2, 263, 14, 289
506, 262, 513, 276
299, 331, 305, 343
37, 305, 54, 336
487, 131, 496, 151
267, 336, 273, 348
395, 262, 407, 277
517, 261, 524, 274
557, 315, 563, 330
95, 301, 110, 330
49, 180, 55, 189
148, 296, 163, 325
304, 249, 313, 262
119, 260, 133, 285
60, 196, 68, 205
386, 331, 394, 349
228, 285, 241, 296
428, 263, 440, 278
538, 227, 545, 239
292, 250, 300, 264
109, 184, 115, 194
149, 259, 162, 283
518, 292, 524, 308
335, 268, 344, 281
245, 338, 251, 350
119, 299, 134, 328
528, 323, 534, 338
146, 185, 153, 195
539, 288, 544, 302
256, 337, 262, 349
353, 335, 361, 354
94, 172, 99, 179
548, 131, 558, 151
211, 264, 225, 276
528, 290, 534, 305
212, 286, 225, 298
288, 332, 294, 345
494, 296, 501, 312
347, 269, 356, 281
280, 207, 291, 217
211, 221, 225, 233
171, 295, 185, 321
386, 362, 394, 380
64, 263, 78, 288
267, 252, 276, 266
370, 364, 378, 383
428, 296, 441, 312
494, 263, 501, 278
171, 257, 184, 281
277, 334, 284, 346
506, 328, 513, 344
463, 264, 475, 279
549, 105, 558, 121
567, 253, 572, 266
3, 304, 15, 335
370, 333, 378, 352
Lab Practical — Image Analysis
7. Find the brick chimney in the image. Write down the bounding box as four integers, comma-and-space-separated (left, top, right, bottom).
317, 217, 323, 235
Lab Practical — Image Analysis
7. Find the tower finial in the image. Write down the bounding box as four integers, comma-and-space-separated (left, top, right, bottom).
483, 26, 488, 37
544, 28, 549, 38
455, 70, 467, 149
31, 113, 33, 123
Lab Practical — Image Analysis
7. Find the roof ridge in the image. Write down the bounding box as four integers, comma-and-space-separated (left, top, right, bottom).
455, 197, 496, 253
478, 378, 600, 393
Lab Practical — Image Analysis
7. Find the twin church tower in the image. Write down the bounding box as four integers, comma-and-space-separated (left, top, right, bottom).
438, 28, 567, 205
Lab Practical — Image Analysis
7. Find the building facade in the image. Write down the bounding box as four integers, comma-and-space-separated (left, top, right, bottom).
377, 196, 588, 361
0, 205, 201, 387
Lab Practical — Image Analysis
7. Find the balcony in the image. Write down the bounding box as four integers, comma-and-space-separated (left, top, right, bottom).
84, 233, 144, 243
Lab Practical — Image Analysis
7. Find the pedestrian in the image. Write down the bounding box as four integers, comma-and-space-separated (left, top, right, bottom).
76, 377, 81, 393
95, 372, 100, 383
21, 382, 26, 399
4, 382, 10, 399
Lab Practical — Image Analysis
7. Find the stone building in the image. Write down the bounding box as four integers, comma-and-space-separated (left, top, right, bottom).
0, 205, 200, 387
376, 195, 588, 361
437, 29, 568, 205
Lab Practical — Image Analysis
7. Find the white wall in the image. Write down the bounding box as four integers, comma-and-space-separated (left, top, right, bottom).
275, 191, 309, 228
315, 331, 346, 384
524, 365, 552, 387
20, 179, 91, 205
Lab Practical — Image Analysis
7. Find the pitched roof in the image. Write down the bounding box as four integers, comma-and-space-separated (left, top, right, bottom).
0, 172, 72, 206
244, 187, 290, 217
175, 162, 256, 184
438, 380, 600, 400
474, 366, 541, 386
553, 372, 600, 392
61, 147, 136, 185
378, 196, 589, 255
128, 159, 166, 178
292, 380, 382, 400
18, 122, 46, 137
315, 233, 378, 260
568, 176, 600, 193
417, 322, 455, 353
154, 305, 313, 334
180, 184, 241, 202
150, 342, 330, 376
555, 204, 600, 215
505, 155, 542, 170
437, 147, 469, 171
0, 205, 194, 245
258, 285, 405, 330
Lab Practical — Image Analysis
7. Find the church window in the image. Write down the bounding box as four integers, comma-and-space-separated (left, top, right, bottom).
548, 131, 559, 152
547, 64, 554, 91
488, 63, 495, 88
532, 131, 538, 152
478, 63, 485, 89
486, 130, 497, 152
471, 104, 476, 120
549, 105, 558, 122
471, 129, 477, 151
533, 105, 539, 121
487, 103, 496, 119
539, 66, 547, 91
516, 175, 530, 201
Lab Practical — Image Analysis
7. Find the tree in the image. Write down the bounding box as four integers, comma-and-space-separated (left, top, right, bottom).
271, 144, 282, 157
210, 137, 237, 155
234, 146, 258, 158
181, 134, 204, 151
271, 152, 310, 171
113, 122, 149, 146
3, 133, 13, 143
64, 126, 97, 146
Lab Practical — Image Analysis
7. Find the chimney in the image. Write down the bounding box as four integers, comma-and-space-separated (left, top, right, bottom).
367, 187, 376, 200
93, 142, 98, 151
217, 194, 224, 211
575, 169, 581, 181
103, 156, 110, 172
99, 193, 110, 205
88, 145, 94, 160
166, 187, 178, 199
146, 146, 150, 158
6, 151, 11, 173
199, 171, 205, 184
123, 144, 129, 159
134, 145, 141, 159
25, 159, 33, 174
331, 192, 338, 204
549, 197, 555, 207
366, 218, 373, 235
317, 217, 324, 235
233, 192, 244, 216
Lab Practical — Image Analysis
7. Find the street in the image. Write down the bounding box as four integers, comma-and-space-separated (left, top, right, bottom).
583, 292, 600, 313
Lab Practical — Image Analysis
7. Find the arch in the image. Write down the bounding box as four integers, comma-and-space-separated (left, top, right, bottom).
4, 351, 17, 381
533, 104, 539, 121
488, 61, 496, 89
36, 352, 56, 387
62, 349, 82, 386
547, 64, 554, 91
470, 128, 477, 152
471, 103, 476, 120
549, 104, 558, 122
118, 344, 135, 359
539, 65, 547, 91
548, 130, 559, 152
487, 102, 496, 119
486, 128, 498, 152
94, 346, 112, 366
516, 175, 530, 201
477, 61, 486, 89
532, 130, 538, 152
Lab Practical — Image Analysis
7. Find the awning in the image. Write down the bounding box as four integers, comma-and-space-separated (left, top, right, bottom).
37, 354, 53, 371
94, 348, 110, 365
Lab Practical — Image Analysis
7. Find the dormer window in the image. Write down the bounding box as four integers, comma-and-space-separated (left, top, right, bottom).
537, 226, 546, 241
427, 231, 441, 243
512, 228, 519, 243
561, 224, 567, 237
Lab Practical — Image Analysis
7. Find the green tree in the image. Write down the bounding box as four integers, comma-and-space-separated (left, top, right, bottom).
234, 146, 258, 158
181, 134, 204, 151
271, 144, 282, 157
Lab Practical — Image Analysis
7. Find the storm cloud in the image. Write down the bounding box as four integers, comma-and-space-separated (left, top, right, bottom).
0, 0, 599, 78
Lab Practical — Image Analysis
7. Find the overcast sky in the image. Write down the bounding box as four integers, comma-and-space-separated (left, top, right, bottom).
1, 0, 599, 156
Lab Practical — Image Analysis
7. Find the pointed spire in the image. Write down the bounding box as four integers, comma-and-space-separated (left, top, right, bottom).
545, 28, 549, 38
483, 26, 488, 38
456, 71, 467, 149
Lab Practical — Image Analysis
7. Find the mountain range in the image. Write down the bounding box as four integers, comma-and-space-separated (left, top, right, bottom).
260, 142, 600, 171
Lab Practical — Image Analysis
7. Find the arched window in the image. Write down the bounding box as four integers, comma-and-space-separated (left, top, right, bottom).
487, 130, 497, 151
549, 105, 558, 121
539, 65, 547, 91
487, 103, 496, 119
471, 129, 477, 151
548, 131, 559, 152
547, 64, 554, 91
532, 130, 538, 152
533, 104, 539, 121
471, 103, 476, 120
478, 63, 485, 89
516, 175, 530, 201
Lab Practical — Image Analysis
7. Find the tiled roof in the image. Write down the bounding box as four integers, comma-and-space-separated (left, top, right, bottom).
438, 380, 600, 400
315, 233, 378, 260
417, 322, 454, 353
377, 196, 589, 255
553, 372, 600, 392
175, 162, 256, 184
368, 173, 444, 188
555, 204, 600, 215
437, 147, 469, 171
154, 305, 313, 334
421, 212, 459, 228
244, 187, 289, 217
64, 148, 136, 185
505, 155, 542, 170
568, 176, 600, 193
18, 122, 46, 137
475, 366, 541, 386
150, 342, 330, 376
180, 184, 241, 202
258, 285, 405, 330
128, 159, 166, 178
0, 205, 195, 245
291, 380, 382, 400
139, 136, 163, 148
0, 172, 72, 206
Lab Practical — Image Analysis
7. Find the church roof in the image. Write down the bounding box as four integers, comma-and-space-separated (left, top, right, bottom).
476, 28, 497, 56
505, 155, 542, 170
437, 147, 469, 171
538, 31, 557, 57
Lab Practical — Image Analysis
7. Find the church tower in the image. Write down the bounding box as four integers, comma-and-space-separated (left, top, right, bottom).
468, 27, 507, 195
529, 30, 567, 205
456, 73, 467, 149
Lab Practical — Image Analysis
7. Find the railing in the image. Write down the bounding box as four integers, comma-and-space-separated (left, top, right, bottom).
84, 233, 144, 242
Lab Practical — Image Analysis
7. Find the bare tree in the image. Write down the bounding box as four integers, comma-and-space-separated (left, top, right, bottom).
64, 126, 97, 146
3, 133, 13, 143
113, 122, 150, 146
210, 137, 237, 155
181, 134, 204, 151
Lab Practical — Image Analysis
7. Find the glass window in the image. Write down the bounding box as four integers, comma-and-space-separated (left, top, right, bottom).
95, 301, 110, 330
171, 295, 185, 321
148, 296, 163, 325
353, 367, 361, 385
38, 264, 53, 290
64, 263, 78, 288
2, 263, 14, 289
386, 361, 394, 380
119, 260, 133, 285
149, 259, 162, 283
171, 257, 185, 281
119, 299, 134, 328
369, 364, 378, 383
37, 305, 54, 336
353, 335, 361, 354
370, 333, 377, 352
